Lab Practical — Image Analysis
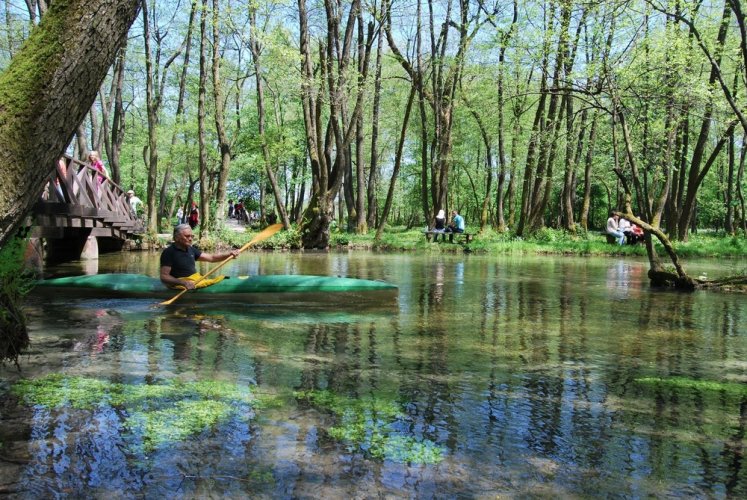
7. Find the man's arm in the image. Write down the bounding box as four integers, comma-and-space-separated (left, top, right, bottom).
160, 265, 196, 289
197, 249, 240, 263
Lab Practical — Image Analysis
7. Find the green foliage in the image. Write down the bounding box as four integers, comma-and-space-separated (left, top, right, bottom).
259, 225, 300, 249
0, 236, 34, 303
329, 232, 350, 246
672, 234, 747, 258
295, 389, 444, 464
0, 235, 33, 364
12, 374, 255, 453
4, 0, 741, 252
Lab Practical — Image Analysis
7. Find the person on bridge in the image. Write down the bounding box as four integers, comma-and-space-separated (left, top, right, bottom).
126, 190, 142, 218
54, 157, 68, 201
160, 224, 239, 290
88, 151, 108, 188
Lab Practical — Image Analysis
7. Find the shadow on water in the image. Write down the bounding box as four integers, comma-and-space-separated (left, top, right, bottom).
2, 252, 747, 497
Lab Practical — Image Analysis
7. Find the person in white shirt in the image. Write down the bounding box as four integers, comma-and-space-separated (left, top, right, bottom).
126, 190, 142, 218
606, 212, 626, 245
618, 217, 635, 244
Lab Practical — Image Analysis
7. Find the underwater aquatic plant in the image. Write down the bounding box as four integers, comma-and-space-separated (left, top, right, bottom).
295, 389, 444, 464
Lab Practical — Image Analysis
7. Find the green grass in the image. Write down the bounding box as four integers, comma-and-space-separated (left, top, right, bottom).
165, 223, 747, 259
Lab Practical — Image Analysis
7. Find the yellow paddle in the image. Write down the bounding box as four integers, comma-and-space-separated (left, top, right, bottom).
159, 223, 283, 306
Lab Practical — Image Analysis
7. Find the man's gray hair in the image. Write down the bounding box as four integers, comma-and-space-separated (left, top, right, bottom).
173, 223, 191, 239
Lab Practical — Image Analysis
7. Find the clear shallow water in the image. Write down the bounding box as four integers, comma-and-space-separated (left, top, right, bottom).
1, 251, 746, 498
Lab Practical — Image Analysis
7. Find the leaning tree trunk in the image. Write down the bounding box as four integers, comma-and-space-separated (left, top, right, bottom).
0, 0, 142, 248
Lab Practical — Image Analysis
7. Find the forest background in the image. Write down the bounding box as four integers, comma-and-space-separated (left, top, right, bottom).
1, 0, 746, 248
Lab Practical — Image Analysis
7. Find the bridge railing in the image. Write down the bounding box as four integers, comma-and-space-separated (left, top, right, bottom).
41, 155, 142, 234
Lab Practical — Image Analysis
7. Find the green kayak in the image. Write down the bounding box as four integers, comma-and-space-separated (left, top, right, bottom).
35, 273, 397, 303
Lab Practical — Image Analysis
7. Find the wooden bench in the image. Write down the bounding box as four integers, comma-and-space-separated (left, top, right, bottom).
600, 231, 644, 244
424, 231, 474, 244
600, 231, 617, 244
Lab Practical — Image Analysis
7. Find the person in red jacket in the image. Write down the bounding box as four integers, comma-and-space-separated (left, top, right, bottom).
188, 202, 199, 229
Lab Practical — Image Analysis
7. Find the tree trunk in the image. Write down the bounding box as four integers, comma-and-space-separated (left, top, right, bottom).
367, 22, 383, 229
466, 104, 492, 232
159, 0, 196, 223
579, 113, 597, 230
197, 0, 210, 236
106, 43, 127, 185
492, 0, 517, 231
297, 0, 371, 248
384, 0, 475, 225
676, 1, 732, 240
736, 134, 747, 234
211, 0, 231, 228
249, 5, 290, 229
354, 7, 369, 233
142, 0, 159, 234
375, 86, 416, 241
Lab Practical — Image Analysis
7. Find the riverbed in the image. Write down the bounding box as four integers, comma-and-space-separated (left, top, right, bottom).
1, 251, 745, 497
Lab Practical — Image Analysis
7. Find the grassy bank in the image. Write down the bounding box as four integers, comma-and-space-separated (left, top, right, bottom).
190, 225, 747, 260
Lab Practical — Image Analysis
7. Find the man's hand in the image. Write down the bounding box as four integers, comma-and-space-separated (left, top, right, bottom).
180, 279, 196, 290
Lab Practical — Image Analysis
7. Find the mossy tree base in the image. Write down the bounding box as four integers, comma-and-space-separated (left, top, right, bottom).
300, 193, 333, 249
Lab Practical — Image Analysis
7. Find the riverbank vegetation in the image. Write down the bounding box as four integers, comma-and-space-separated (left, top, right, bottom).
197, 224, 747, 260
1, 0, 747, 289
3, 1, 747, 247
0, 235, 32, 366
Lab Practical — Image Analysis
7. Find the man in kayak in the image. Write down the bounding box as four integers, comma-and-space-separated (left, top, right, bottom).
160, 224, 239, 290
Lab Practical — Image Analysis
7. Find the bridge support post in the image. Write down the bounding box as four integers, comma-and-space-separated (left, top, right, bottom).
80, 235, 99, 260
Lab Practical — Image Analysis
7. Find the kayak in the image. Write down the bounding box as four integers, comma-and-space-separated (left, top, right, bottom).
35, 273, 398, 304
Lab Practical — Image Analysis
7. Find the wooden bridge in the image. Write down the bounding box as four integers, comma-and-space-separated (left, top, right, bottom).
27, 156, 144, 263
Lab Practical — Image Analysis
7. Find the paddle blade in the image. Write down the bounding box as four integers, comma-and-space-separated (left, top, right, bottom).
243, 223, 283, 249
159, 288, 187, 306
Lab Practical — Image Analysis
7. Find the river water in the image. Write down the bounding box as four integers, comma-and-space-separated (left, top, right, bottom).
1, 251, 746, 498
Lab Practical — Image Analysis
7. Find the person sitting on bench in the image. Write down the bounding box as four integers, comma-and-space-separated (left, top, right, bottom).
445, 210, 465, 242
432, 209, 446, 242
606, 211, 626, 245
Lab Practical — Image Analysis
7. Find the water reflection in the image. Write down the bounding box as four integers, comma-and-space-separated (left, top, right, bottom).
2, 253, 747, 497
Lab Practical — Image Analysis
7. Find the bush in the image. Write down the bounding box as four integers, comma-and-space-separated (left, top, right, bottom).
0, 234, 33, 366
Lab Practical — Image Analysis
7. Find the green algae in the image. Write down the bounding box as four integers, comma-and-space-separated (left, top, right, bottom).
12, 374, 115, 409
12, 374, 256, 452
126, 400, 239, 452
295, 390, 444, 464
635, 376, 747, 398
